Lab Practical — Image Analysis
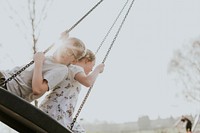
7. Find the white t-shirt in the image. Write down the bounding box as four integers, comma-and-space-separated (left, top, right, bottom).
1, 56, 68, 102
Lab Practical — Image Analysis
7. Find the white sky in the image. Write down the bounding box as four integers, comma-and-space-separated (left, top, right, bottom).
0, 0, 200, 124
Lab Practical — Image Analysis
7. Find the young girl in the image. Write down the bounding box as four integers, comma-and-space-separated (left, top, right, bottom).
39, 49, 104, 132
0, 33, 86, 103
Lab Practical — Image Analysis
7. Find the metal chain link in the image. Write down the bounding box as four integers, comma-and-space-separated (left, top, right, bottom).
0, 60, 34, 87
95, 0, 129, 55
70, 85, 93, 129
71, 0, 135, 130
102, 0, 133, 63
67, 0, 104, 33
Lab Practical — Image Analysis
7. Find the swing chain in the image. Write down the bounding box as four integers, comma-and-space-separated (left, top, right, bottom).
71, 0, 135, 130
70, 86, 92, 129
68, 0, 104, 33
0, 60, 34, 86
102, 0, 134, 64
95, 0, 129, 55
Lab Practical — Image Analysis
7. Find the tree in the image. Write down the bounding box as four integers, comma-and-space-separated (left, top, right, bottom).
168, 38, 200, 103
0, 0, 54, 54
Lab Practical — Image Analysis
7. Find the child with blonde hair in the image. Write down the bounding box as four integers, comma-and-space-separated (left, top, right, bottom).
39, 49, 105, 133
0, 32, 86, 102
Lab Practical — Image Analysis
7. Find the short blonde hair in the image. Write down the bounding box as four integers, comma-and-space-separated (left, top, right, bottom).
78, 49, 95, 62
59, 37, 86, 60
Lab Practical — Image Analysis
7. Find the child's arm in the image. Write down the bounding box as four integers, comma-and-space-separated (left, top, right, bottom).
32, 52, 49, 95
75, 63, 105, 87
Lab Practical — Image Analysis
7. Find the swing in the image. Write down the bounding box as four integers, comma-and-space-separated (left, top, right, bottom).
0, 88, 73, 133
0, 0, 135, 132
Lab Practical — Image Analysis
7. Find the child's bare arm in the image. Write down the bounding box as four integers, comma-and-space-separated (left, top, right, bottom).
75, 63, 105, 87
32, 52, 48, 95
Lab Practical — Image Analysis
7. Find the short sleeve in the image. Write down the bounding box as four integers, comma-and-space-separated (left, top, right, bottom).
43, 67, 68, 90
69, 65, 84, 82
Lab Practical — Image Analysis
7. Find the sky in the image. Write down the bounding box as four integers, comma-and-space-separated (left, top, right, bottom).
0, 0, 200, 125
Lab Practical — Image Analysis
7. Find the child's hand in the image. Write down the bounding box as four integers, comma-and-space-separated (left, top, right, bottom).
96, 63, 105, 73
60, 30, 69, 40
33, 52, 45, 64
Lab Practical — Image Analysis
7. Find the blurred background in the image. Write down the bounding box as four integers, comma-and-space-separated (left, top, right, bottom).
0, 0, 200, 132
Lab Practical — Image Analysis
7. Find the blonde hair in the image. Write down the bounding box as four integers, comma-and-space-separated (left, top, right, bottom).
78, 49, 95, 62
59, 37, 86, 60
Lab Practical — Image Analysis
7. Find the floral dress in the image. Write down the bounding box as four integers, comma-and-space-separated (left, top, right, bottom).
39, 65, 86, 133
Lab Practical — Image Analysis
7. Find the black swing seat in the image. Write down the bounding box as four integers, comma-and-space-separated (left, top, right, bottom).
0, 87, 72, 133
